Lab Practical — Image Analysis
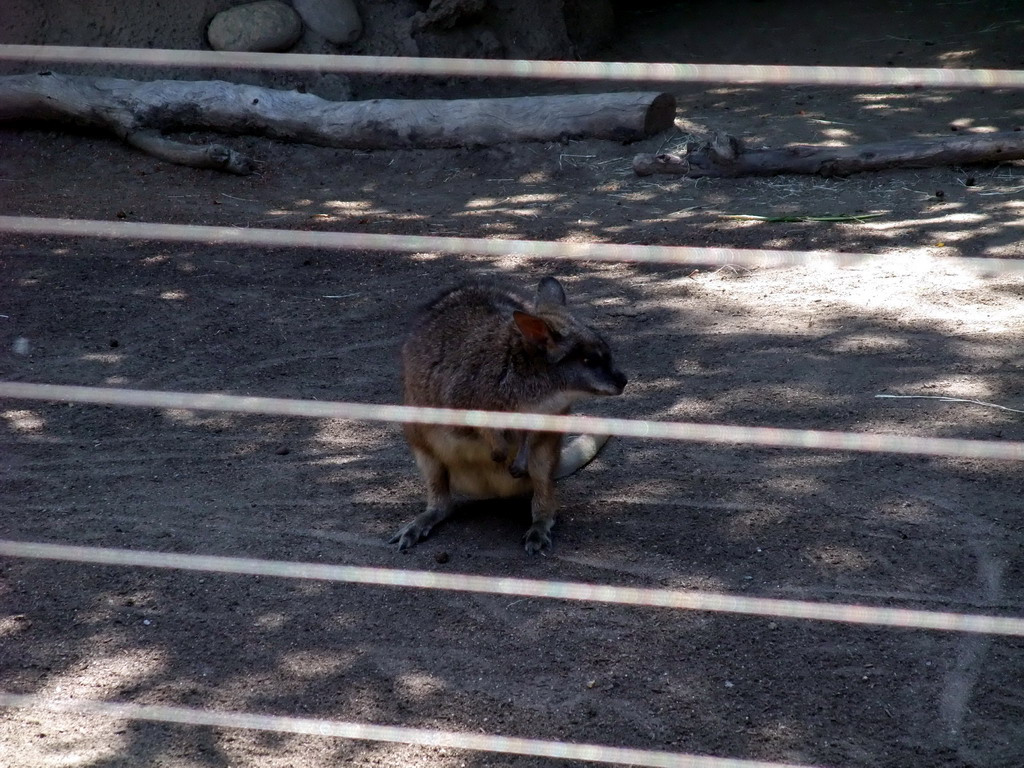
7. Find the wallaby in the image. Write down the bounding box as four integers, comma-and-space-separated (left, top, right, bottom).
391, 276, 627, 554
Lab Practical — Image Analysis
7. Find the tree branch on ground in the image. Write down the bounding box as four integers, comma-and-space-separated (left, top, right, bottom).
0, 72, 676, 175
633, 131, 1024, 178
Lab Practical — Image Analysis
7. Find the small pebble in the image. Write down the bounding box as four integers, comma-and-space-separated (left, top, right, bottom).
435, 551, 450, 564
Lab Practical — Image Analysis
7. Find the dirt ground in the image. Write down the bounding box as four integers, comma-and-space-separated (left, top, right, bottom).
2, 2, 1024, 767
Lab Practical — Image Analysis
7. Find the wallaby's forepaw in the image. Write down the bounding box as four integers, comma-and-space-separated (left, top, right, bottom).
522, 524, 552, 555
389, 521, 430, 551
508, 463, 528, 479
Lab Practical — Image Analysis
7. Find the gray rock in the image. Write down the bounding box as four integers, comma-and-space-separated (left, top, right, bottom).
207, 0, 303, 52
563, 0, 615, 58
293, 0, 363, 45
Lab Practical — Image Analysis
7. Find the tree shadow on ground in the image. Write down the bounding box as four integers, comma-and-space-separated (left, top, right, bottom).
2, 2, 1024, 764
2, 231, 1022, 767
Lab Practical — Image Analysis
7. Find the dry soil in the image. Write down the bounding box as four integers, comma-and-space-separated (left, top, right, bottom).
2, 2, 1023, 767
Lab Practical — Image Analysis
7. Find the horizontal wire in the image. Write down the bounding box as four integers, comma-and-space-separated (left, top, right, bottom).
2, 45, 1023, 89
3, 215, 1024, 275
0, 214, 870, 270
2, 540, 1023, 636
1, 383, 1023, 461
0, 693, 814, 768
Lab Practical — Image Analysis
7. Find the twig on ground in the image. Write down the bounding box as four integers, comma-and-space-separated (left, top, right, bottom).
723, 212, 886, 223
876, 394, 1024, 415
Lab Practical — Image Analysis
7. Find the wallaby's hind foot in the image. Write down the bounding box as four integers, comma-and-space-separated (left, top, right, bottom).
393, 447, 453, 551
390, 507, 451, 551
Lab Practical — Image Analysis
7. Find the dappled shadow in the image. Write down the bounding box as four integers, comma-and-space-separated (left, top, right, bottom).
3, 2, 1024, 766
606, 0, 1024, 84
2, 231, 1022, 767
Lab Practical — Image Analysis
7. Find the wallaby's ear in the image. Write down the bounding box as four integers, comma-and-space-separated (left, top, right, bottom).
512, 310, 554, 346
535, 276, 567, 310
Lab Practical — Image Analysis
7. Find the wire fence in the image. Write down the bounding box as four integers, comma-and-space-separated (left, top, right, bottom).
3, 41, 1024, 768
3, 539, 1022, 636
0, 693, 815, 768
3, 44, 1024, 89
4, 215, 1024, 275
2, 382, 1023, 461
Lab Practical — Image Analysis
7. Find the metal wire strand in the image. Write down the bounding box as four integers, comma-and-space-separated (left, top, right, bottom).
2, 540, 1022, 636
2, 383, 1022, 461
4, 215, 1024, 274
0, 693, 818, 768
2, 45, 1024, 88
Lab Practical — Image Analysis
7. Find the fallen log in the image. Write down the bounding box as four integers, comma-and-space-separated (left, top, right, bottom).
633, 131, 1024, 178
0, 72, 676, 174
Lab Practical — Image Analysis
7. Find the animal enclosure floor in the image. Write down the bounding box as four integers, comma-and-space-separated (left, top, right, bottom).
2, 2, 1024, 767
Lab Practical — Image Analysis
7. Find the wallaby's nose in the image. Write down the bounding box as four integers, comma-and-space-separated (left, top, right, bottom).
612, 369, 628, 393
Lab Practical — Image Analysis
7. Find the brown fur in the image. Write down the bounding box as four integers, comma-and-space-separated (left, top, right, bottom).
391, 277, 627, 554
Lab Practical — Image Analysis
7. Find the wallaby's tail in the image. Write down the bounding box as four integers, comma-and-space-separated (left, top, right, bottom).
554, 434, 612, 479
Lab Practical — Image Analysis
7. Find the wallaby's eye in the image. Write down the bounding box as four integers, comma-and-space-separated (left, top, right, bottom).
571, 344, 606, 369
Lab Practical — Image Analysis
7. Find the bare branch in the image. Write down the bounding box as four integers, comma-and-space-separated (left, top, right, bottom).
0, 72, 676, 173
634, 131, 1024, 178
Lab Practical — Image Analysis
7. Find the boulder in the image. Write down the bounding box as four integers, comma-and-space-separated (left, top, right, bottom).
292, 0, 363, 45
207, 0, 304, 52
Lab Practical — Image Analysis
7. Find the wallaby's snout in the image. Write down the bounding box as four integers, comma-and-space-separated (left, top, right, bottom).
589, 347, 627, 396
577, 353, 626, 397
552, 330, 627, 400
608, 367, 628, 395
